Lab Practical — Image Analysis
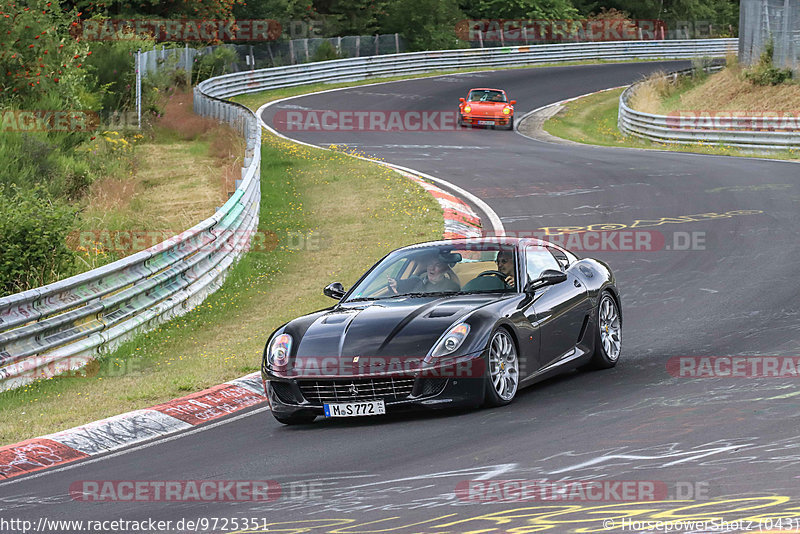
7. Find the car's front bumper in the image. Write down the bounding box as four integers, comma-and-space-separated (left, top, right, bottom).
460, 114, 512, 126
262, 352, 487, 419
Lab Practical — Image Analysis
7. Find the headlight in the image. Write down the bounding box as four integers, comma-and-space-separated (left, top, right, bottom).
463, 105, 471, 113
431, 323, 470, 358
502, 106, 512, 115
268, 333, 292, 366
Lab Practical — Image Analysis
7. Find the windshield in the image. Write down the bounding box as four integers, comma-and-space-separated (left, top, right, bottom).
467, 90, 507, 103
346, 243, 518, 301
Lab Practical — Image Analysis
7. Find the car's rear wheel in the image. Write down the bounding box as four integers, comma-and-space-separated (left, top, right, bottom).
587, 292, 621, 369
484, 328, 519, 406
273, 412, 317, 425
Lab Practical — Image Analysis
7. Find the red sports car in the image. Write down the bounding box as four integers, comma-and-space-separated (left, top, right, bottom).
458, 88, 516, 130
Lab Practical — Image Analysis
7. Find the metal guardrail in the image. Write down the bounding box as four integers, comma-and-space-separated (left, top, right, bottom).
0, 93, 261, 391
618, 67, 800, 150
0, 39, 735, 392
199, 39, 738, 98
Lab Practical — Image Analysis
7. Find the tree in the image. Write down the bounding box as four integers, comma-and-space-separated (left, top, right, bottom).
459, 0, 579, 21
63, 0, 245, 19
380, 0, 466, 51
316, 0, 388, 35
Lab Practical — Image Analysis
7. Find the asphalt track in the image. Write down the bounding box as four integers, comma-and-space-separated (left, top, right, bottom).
3, 61, 800, 533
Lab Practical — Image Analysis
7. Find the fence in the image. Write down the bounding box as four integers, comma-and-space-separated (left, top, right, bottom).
618, 65, 800, 151
198, 39, 737, 99
139, 33, 407, 77
739, 0, 800, 71
0, 94, 261, 392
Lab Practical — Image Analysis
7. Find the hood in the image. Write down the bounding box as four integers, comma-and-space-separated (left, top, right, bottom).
289, 294, 501, 366
464, 101, 510, 115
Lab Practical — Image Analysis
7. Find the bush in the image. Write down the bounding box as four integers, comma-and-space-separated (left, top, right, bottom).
311, 40, 341, 62
0, 132, 93, 201
0, 187, 78, 296
691, 57, 714, 81
192, 47, 239, 84
0, 0, 93, 110
745, 40, 794, 86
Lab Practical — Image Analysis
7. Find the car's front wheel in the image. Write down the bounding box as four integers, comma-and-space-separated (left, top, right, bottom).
484, 328, 519, 406
587, 292, 622, 369
273, 412, 317, 425
504, 116, 514, 130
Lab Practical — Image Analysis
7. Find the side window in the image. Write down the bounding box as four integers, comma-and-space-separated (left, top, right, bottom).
525, 246, 562, 282
361, 258, 408, 296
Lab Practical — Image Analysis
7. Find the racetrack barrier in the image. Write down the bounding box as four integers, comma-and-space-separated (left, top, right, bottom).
198, 39, 737, 99
618, 66, 800, 151
0, 91, 261, 391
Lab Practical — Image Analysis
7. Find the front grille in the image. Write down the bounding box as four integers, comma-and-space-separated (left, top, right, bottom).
298, 377, 415, 404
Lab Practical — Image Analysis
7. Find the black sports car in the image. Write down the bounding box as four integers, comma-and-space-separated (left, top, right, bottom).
261, 238, 621, 424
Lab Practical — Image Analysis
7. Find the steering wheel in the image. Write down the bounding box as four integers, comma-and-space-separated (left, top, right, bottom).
477, 270, 508, 282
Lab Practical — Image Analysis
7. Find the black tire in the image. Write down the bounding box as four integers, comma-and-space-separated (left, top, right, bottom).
458, 114, 467, 128
504, 116, 514, 130
483, 328, 520, 407
586, 291, 622, 370
273, 412, 317, 425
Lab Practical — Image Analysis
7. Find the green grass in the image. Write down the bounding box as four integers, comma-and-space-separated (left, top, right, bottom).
543, 87, 800, 160
0, 132, 442, 445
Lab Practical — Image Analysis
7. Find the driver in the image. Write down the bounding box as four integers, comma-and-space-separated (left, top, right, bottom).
495, 250, 515, 288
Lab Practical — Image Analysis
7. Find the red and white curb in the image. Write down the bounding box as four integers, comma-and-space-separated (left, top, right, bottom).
395, 170, 482, 239
0, 373, 264, 480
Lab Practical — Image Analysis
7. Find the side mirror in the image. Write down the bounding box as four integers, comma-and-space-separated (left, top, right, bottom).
323, 282, 346, 300
524, 269, 567, 293
510, 100, 517, 105
459, 98, 466, 103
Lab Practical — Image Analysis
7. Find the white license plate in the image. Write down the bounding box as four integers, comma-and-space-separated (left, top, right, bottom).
324, 400, 386, 417
478, 120, 494, 125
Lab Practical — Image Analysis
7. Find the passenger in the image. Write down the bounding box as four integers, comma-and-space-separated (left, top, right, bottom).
388, 255, 460, 294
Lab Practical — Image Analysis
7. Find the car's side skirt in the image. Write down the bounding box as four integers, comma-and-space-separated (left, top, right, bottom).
519, 346, 592, 388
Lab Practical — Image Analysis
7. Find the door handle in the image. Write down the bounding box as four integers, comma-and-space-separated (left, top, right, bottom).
574, 280, 582, 287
